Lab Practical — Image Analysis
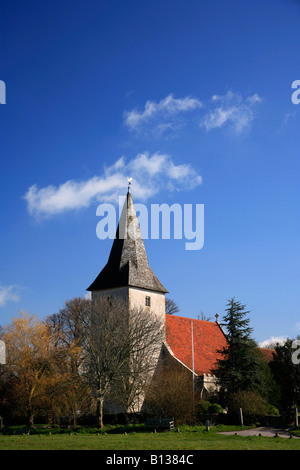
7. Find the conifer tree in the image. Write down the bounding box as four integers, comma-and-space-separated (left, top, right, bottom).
213, 298, 267, 406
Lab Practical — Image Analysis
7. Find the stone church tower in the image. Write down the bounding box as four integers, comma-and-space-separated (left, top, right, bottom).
85, 188, 239, 412
87, 188, 168, 329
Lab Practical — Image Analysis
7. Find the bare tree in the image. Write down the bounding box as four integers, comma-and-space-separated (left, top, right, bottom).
45, 298, 93, 425
197, 311, 212, 321
84, 297, 164, 427
165, 298, 180, 315
46, 297, 91, 351
0, 325, 4, 339
112, 307, 165, 416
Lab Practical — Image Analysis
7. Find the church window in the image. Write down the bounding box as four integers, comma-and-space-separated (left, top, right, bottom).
145, 296, 151, 307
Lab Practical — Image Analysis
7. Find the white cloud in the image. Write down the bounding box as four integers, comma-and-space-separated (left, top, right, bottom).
82, 292, 91, 300
124, 91, 262, 137
130, 152, 166, 176
24, 152, 202, 217
124, 93, 203, 133
246, 93, 263, 105
259, 336, 287, 348
201, 91, 262, 134
260, 324, 300, 347
277, 111, 297, 134
0, 284, 20, 307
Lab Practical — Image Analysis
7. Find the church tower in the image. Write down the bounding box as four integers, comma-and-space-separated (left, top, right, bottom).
87, 188, 168, 326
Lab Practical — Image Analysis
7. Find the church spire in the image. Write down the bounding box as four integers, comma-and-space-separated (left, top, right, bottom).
87, 191, 168, 293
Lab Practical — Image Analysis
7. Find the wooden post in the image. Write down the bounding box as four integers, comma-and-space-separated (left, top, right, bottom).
295, 407, 298, 427
239, 408, 243, 426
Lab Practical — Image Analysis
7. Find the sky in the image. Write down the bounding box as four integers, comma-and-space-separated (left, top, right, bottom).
0, 0, 299, 346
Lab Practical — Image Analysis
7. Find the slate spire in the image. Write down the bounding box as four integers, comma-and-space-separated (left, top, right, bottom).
87, 190, 168, 293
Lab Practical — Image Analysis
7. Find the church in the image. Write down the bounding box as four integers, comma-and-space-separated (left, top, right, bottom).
86, 187, 230, 412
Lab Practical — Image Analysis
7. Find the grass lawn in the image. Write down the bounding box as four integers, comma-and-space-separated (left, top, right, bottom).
0, 425, 300, 450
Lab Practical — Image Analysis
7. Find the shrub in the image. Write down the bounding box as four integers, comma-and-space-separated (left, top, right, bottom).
266, 404, 280, 416
196, 401, 211, 414
208, 403, 223, 414
196, 401, 223, 416
145, 366, 194, 424
228, 390, 267, 425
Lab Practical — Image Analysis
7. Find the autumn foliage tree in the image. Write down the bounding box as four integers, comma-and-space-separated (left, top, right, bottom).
1, 300, 92, 427
3, 313, 61, 427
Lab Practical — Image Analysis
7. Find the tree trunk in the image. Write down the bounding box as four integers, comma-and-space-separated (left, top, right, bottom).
96, 397, 104, 428
27, 409, 34, 429
27, 386, 36, 428
72, 403, 78, 427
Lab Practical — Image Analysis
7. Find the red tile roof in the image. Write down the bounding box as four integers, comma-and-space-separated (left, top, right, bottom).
259, 347, 275, 362
165, 314, 228, 375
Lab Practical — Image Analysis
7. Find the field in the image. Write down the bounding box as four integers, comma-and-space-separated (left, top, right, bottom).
0, 425, 300, 450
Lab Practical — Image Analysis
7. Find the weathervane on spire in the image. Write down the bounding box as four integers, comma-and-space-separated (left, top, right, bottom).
127, 176, 133, 192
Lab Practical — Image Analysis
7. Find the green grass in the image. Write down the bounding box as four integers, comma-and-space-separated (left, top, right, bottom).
290, 426, 300, 438
0, 424, 300, 450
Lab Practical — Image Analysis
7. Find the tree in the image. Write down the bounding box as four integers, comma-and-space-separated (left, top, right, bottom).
198, 311, 212, 321
269, 337, 300, 421
165, 298, 180, 315
1, 308, 90, 427
84, 297, 164, 427
145, 362, 194, 424
112, 306, 164, 417
213, 298, 268, 406
47, 297, 91, 350
45, 297, 92, 425
3, 313, 63, 427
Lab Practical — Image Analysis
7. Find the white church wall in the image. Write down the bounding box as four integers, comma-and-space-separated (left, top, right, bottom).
129, 287, 166, 324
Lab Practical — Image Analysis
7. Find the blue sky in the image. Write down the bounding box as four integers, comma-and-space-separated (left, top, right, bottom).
1, 0, 299, 345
